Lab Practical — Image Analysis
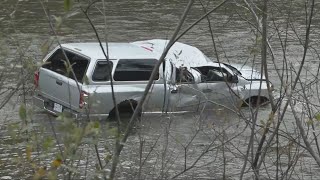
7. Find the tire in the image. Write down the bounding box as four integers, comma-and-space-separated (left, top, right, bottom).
108, 100, 141, 119
243, 96, 269, 107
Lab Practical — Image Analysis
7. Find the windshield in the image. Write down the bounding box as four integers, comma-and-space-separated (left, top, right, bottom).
222, 63, 242, 76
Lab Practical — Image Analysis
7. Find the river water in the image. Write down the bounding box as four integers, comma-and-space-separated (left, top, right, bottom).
1, 0, 320, 179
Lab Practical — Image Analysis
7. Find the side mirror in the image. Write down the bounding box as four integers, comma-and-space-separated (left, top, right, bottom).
170, 84, 180, 94
228, 75, 238, 83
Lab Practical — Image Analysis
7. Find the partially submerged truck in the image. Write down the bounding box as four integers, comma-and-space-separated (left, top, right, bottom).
33, 39, 272, 119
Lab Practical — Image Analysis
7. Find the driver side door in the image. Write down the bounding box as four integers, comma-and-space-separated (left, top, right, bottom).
196, 66, 240, 108
167, 67, 203, 112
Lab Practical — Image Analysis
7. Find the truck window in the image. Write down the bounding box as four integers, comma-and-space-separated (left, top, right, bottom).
176, 67, 194, 83
42, 48, 89, 83
196, 66, 229, 82
206, 69, 227, 81
92, 61, 113, 81
114, 59, 159, 81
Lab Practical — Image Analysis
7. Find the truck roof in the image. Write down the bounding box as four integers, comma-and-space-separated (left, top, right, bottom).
132, 39, 212, 67
61, 42, 159, 60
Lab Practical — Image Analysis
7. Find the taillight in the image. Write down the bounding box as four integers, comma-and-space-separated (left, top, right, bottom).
79, 91, 89, 108
34, 71, 39, 88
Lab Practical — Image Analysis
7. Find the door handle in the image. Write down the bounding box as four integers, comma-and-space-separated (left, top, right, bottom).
56, 80, 63, 86
202, 89, 212, 93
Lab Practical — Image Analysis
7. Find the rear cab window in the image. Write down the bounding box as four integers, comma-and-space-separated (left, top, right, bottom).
42, 48, 89, 83
113, 59, 159, 81
92, 61, 113, 81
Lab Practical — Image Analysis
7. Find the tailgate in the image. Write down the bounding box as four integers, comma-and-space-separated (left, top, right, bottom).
38, 68, 81, 111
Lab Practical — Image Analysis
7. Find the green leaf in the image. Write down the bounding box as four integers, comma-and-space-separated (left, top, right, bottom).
307, 119, 313, 126
19, 104, 27, 121
26, 145, 32, 161
94, 121, 100, 129
64, 0, 73, 11
109, 127, 118, 137
105, 153, 112, 164
52, 158, 62, 168
43, 137, 54, 150
315, 113, 320, 121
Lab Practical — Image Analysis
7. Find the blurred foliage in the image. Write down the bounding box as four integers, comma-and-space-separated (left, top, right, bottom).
19, 104, 27, 122
315, 113, 320, 121
64, 0, 73, 11
12, 103, 120, 179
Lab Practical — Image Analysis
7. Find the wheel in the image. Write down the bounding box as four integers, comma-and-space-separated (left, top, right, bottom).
108, 100, 141, 120
243, 96, 269, 107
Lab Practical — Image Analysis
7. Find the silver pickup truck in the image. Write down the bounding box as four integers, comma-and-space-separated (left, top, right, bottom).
33, 39, 272, 119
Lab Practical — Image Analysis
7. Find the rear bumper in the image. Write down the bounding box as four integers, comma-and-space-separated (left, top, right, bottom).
33, 94, 79, 118
32, 95, 109, 120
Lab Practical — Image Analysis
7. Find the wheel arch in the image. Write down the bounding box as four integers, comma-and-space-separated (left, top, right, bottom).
242, 96, 269, 107
108, 99, 140, 117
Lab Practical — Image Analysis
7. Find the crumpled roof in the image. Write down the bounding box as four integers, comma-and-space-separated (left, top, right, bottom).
131, 39, 213, 67
132, 39, 265, 80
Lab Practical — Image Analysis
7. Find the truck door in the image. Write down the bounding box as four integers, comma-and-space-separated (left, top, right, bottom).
195, 66, 240, 108
39, 49, 88, 112
167, 66, 203, 112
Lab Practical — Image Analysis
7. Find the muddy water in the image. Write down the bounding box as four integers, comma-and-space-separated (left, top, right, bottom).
1, 0, 320, 179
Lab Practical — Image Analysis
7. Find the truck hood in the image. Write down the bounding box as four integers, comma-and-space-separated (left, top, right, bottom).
226, 63, 266, 80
